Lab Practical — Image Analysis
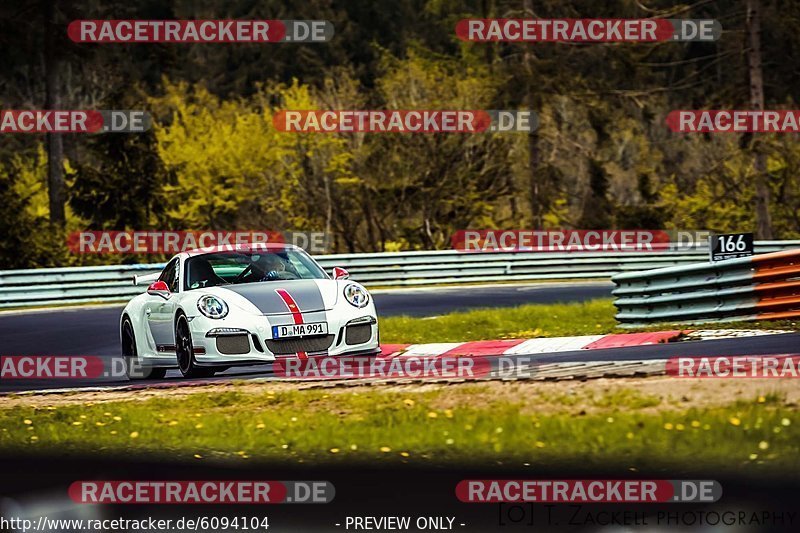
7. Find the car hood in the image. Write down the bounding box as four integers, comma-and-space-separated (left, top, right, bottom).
214, 279, 338, 315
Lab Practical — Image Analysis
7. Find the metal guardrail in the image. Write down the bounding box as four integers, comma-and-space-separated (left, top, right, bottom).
612, 247, 800, 326
1, 241, 799, 309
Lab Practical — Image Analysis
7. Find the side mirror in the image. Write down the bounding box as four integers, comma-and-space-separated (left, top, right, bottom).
147, 280, 171, 299
133, 272, 160, 286
332, 267, 350, 280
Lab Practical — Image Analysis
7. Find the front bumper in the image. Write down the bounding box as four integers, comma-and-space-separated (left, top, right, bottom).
188, 309, 379, 365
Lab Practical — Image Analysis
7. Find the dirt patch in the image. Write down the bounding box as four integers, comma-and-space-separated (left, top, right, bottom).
415, 377, 800, 415
2, 376, 798, 414
0, 381, 308, 409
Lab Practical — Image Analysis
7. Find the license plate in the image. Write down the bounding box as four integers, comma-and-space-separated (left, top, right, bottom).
272, 322, 328, 339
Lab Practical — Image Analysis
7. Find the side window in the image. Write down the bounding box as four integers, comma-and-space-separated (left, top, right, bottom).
158, 259, 179, 293
286, 254, 312, 277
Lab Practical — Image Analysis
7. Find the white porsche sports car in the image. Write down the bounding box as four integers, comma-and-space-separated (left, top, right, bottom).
120, 244, 379, 379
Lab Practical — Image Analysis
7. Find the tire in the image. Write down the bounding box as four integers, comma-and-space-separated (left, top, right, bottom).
121, 318, 167, 380
175, 314, 215, 378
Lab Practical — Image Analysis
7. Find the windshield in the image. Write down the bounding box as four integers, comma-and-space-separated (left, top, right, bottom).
183, 249, 327, 291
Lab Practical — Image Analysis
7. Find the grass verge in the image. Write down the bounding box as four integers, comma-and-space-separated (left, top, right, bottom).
1, 380, 798, 474
378, 299, 798, 344
379, 300, 618, 343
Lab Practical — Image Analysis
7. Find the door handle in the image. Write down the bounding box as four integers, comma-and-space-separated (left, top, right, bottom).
145, 308, 152, 316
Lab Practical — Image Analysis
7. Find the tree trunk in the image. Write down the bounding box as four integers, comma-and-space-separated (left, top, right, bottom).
527, 124, 541, 226
45, 0, 65, 226
482, 0, 495, 73
746, 0, 773, 239
522, 0, 542, 227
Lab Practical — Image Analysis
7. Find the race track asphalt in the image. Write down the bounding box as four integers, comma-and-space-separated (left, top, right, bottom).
0, 282, 614, 357
2, 332, 798, 393
2, 281, 797, 394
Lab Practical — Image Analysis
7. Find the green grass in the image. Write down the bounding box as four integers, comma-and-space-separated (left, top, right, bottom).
379, 300, 619, 343
2, 384, 798, 474
378, 298, 798, 344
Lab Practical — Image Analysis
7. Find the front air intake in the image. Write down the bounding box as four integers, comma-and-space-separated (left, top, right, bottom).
265, 335, 335, 355
345, 324, 372, 345
216, 334, 250, 355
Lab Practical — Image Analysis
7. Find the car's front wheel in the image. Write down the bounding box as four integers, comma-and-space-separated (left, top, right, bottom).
121, 318, 167, 380
175, 314, 215, 378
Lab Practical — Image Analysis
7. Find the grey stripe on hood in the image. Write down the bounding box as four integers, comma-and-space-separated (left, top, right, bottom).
222, 280, 326, 315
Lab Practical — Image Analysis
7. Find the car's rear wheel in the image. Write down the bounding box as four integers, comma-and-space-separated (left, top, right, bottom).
122, 318, 167, 380
175, 314, 215, 378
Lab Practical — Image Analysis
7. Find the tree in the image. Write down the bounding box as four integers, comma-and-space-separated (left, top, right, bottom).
44, 0, 65, 226
746, 0, 772, 239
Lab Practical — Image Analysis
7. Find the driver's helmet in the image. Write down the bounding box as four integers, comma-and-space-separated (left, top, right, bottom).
255, 253, 286, 280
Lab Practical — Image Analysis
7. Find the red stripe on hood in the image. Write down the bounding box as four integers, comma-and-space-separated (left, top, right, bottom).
274, 288, 307, 359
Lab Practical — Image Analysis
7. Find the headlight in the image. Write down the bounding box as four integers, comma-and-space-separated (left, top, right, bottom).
343, 283, 370, 308
197, 295, 229, 319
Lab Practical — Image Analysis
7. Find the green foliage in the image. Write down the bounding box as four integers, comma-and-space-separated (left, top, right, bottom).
2, 0, 800, 266
0, 148, 85, 268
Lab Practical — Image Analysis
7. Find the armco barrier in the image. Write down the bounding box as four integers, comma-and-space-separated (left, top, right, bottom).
612, 248, 800, 326
1, 241, 799, 309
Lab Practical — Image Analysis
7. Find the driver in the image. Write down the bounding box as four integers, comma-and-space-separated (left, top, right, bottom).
254, 253, 287, 281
